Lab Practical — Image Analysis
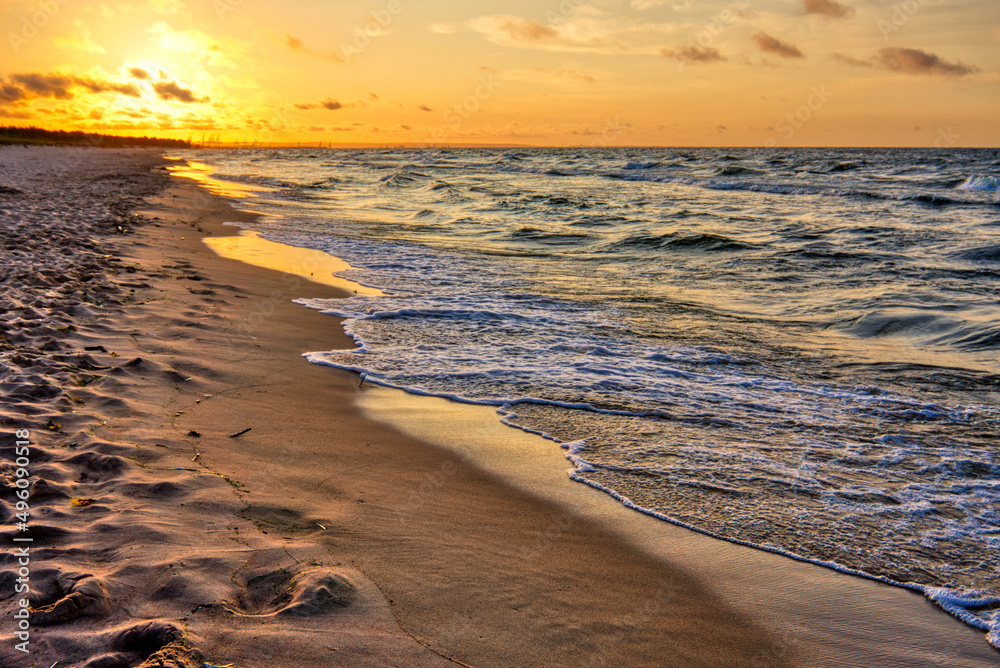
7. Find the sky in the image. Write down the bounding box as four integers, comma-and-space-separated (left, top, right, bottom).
0, 0, 997, 146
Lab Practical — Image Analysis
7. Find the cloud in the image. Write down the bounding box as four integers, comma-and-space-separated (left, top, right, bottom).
802, 0, 854, 18
662, 44, 726, 64
153, 80, 202, 103
502, 67, 598, 86
554, 67, 596, 83
463, 13, 682, 56
10, 73, 75, 99
295, 99, 345, 110
0, 84, 25, 103
492, 17, 558, 41
0, 72, 142, 106
286, 34, 343, 63
752, 32, 803, 58
831, 53, 871, 68
418, 104, 433, 112
53, 20, 107, 54
75, 78, 141, 97
874, 47, 977, 76
129, 67, 151, 79
833, 47, 978, 76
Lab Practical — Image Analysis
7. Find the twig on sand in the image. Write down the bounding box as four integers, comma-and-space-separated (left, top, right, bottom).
359, 372, 367, 388
229, 427, 252, 438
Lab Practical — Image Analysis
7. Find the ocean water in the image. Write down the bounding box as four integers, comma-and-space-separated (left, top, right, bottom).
174, 147, 1000, 648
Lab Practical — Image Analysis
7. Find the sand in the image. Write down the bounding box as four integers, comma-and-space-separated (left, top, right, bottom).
1, 147, 997, 667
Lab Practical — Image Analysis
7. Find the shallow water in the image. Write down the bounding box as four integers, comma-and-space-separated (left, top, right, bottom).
178, 147, 1000, 647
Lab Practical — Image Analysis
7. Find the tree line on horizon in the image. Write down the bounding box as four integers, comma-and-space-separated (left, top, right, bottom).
0, 126, 190, 148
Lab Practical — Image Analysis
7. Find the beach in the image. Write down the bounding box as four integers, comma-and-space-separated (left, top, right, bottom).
2, 146, 998, 667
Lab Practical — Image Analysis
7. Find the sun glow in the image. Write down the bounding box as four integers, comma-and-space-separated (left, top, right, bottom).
1, 0, 996, 146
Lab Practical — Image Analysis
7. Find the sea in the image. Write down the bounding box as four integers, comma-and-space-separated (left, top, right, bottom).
172, 147, 1000, 647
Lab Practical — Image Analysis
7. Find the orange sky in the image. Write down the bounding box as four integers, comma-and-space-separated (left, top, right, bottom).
1, 0, 997, 146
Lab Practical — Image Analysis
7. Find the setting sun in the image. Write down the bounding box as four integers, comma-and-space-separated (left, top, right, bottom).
1, 0, 997, 146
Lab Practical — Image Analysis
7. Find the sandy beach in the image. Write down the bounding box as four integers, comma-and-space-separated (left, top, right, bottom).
2, 147, 998, 667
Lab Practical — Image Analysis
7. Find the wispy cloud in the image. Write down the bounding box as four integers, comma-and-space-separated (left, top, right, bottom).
830, 53, 871, 68
285, 35, 342, 63
834, 47, 978, 76
802, 0, 854, 18
461, 13, 681, 56
752, 32, 804, 59
487, 16, 557, 42
501, 67, 600, 88
661, 44, 726, 65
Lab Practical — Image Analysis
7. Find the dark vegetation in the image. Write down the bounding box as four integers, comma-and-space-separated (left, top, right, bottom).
0, 126, 190, 148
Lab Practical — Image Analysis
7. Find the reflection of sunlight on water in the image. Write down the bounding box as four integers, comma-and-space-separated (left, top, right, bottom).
204, 230, 382, 296
166, 160, 264, 199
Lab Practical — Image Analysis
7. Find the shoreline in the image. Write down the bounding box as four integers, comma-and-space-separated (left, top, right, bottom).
1, 147, 996, 666
143, 175, 786, 666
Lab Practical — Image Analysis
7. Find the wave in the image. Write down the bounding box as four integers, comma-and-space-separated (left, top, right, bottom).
379, 168, 431, 187
957, 175, 1000, 192
810, 160, 859, 174
959, 244, 1000, 264
714, 165, 764, 176
611, 232, 751, 252
215, 173, 297, 189
507, 227, 594, 244
622, 160, 660, 170
300, 176, 341, 189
